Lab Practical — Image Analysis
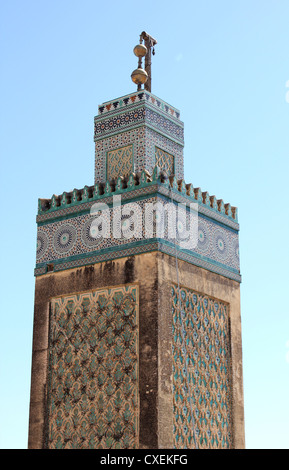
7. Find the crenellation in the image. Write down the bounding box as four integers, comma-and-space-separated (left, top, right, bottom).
151, 165, 160, 181
168, 175, 178, 191
51, 194, 61, 209
185, 183, 193, 197
93, 182, 101, 198
194, 187, 202, 203
177, 179, 187, 195
127, 172, 137, 189
61, 192, 69, 206
38, 198, 51, 212
231, 206, 238, 221
225, 203, 232, 218
36, 167, 238, 221
217, 199, 225, 214
115, 175, 124, 192
202, 191, 210, 206
138, 168, 151, 187
210, 195, 218, 210
104, 180, 112, 195
82, 186, 90, 201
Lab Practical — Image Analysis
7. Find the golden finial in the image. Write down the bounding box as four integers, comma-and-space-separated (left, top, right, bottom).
131, 68, 148, 86
131, 32, 157, 92
133, 44, 147, 58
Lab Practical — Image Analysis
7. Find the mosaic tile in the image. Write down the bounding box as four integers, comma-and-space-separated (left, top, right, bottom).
47, 285, 139, 449
98, 91, 181, 121
35, 191, 240, 285
155, 147, 174, 175
94, 93, 184, 183
35, 91, 240, 283
107, 145, 133, 180
172, 285, 233, 449
36, 197, 238, 268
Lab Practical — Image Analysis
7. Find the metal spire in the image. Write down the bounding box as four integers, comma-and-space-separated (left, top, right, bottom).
131, 32, 157, 92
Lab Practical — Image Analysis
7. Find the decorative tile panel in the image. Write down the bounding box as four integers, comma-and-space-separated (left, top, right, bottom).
155, 147, 174, 175
98, 91, 181, 121
36, 87, 240, 283
95, 127, 146, 183
107, 145, 133, 180
94, 92, 184, 183
147, 128, 183, 180
172, 285, 232, 449
95, 127, 183, 183
94, 107, 146, 140
47, 285, 139, 449
36, 195, 240, 276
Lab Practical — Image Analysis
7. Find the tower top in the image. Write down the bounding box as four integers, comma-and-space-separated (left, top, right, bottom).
131, 31, 157, 92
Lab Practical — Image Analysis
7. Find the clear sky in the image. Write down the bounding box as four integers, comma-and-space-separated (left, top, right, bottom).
1, 0, 289, 449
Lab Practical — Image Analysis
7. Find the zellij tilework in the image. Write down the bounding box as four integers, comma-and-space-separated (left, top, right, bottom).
155, 146, 174, 175
107, 144, 134, 180
172, 285, 233, 449
46, 285, 139, 449
30, 88, 242, 449
94, 91, 184, 183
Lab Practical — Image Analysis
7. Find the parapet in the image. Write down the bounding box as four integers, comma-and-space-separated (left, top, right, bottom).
35, 166, 240, 282
38, 165, 238, 224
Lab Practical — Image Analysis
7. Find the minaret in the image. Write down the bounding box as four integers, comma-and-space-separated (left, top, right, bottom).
28, 33, 245, 449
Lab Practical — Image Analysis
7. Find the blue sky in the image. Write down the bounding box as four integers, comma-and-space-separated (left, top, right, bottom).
1, 0, 289, 449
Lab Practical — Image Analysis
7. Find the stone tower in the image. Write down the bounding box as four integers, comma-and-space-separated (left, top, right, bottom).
28, 34, 245, 449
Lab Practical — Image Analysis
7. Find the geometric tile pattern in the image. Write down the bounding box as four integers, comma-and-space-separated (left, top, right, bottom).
95, 127, 145, 183
36, 86, 240, 282
95, 126, 183, 183
98, 91, 181, 120
36, 197, 240, 275
94, 106, 183, 144
172, 285, 233, 449
155, 147, 174, 175
37, 168, 238, 227
94, 108, 146, 138
34, 239, 241, 282
47, 285, 139, 449
145, 108, 184, 142
94, 91, 184, 183
107, 145, 133, 180
148, 128, 183, 180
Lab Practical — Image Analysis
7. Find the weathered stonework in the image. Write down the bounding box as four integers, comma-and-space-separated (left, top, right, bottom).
29, 90, 245, 449
156, 253, 244, 449
28, 253, 245, 449
29, 254, 159, 449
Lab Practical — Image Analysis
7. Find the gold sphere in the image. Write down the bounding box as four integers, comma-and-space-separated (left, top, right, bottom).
133, 44, 147, 58
131, 68, 148, 85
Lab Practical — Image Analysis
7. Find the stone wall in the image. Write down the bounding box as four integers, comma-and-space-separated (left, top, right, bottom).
157, 253, 245, 449
28, 251, 245, 449
29, 253, 158, 449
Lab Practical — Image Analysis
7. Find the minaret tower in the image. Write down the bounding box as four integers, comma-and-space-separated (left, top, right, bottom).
28, 33, 245, 449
